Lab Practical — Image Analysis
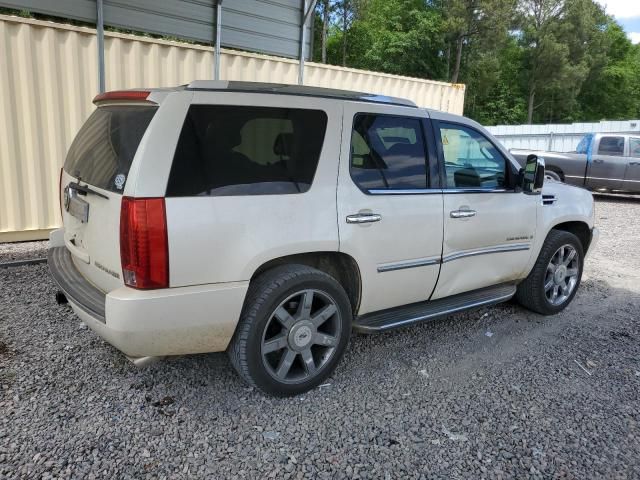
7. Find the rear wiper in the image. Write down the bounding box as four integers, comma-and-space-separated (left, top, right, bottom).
68, 181, 109, 200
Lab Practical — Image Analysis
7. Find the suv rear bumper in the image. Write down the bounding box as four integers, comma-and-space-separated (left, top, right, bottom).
48, 245, 248, 357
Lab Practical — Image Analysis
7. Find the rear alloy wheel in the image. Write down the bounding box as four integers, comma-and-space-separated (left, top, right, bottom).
516, 229, 584, 315
228, 265, 351, 396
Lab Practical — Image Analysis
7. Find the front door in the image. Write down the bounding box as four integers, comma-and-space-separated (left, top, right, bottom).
431, 121, 538, 299
337, 103, 443, 316
623, 136, 640, 193
586, 135, 627, 190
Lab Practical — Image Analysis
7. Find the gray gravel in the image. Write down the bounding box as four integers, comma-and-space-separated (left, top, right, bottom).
1, 196, 639, 479
0, 241, 48, 263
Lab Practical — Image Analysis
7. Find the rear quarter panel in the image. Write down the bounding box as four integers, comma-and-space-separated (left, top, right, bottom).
159, 93, 343, 287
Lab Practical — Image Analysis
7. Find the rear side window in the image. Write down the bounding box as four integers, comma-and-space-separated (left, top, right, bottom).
64, 106, 157, 193
350, 114, 428, 191
597, 136, 624, 156
166, 106, 328, 196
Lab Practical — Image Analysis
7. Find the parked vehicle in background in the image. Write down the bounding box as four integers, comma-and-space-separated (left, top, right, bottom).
49, 81, 598, 396
511, 133, 640, 193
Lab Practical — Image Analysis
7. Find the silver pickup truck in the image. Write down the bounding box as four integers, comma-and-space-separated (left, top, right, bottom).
511, 133, 640, 194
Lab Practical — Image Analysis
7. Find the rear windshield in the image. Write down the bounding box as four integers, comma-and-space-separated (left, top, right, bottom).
166, 105, 328, 196
64, 106, 157, 193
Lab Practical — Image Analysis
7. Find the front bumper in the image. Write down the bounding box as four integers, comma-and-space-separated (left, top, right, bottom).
48, 245, 249, 358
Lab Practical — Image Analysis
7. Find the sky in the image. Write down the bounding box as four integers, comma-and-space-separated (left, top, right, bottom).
595, 0, 640, 44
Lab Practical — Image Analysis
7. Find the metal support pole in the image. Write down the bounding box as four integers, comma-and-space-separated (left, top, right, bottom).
214, 0, 223, 80
96, 0, 106, 93
298, 0, 317, 85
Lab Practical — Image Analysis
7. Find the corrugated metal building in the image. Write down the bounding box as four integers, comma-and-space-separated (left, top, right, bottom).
0, 15, 466, 241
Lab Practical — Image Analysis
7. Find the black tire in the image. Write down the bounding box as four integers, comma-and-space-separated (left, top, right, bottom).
516, 230, 584, 315
228, 264, 352, 396
546, 169, 563, 182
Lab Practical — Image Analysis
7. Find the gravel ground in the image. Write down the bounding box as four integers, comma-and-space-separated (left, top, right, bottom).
1, 196, 639, 479
0, 241, 48, 263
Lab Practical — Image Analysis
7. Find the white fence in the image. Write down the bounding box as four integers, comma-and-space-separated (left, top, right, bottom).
486, 120, 640, 152
0, 14, 465, 242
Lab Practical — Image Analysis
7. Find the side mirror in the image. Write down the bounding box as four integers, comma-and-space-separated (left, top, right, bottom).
522, 154, 545, 193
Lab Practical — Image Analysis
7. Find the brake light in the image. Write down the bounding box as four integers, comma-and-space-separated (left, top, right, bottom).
120, 197, 169, 289
93, 90, 153, 104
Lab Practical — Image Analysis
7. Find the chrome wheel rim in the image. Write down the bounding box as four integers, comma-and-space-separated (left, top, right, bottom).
261, 289, 341, 384
544, 244, 580, 306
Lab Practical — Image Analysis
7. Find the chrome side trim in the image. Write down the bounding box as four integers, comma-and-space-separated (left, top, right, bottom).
377, 256, 441, 273
442, 243, 530, 263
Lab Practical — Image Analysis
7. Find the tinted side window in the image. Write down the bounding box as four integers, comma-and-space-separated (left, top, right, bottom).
439, 123, 507, 189
350, 114, 427, 191
166, 106, 328, 196
597, 136, 624, 156
629, 137, 640, 157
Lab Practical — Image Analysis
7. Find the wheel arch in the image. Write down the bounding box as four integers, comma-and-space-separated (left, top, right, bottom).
250, 252, 362, 315
546, 164, 565, 181
550, 221, 592, 253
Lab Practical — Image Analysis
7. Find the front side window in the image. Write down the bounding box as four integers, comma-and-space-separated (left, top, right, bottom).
439, 123, 507, 189
597, 136, 624, 156
350, 114, 427, 191
166, 106, 328, 196
629, 137, 640, 158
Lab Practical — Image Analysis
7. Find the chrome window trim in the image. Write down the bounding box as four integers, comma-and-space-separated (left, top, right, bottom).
367, 187, 514, 195
377, 256, 441, 272
442, 243, 531, 263
368, 188, 441, 195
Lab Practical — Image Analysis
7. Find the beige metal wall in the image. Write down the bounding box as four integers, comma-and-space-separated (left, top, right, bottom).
0, 14, 466, 242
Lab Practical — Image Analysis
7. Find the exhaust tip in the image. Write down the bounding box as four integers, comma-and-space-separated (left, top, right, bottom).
126, 355, 165, 368
55, 291, 68, 305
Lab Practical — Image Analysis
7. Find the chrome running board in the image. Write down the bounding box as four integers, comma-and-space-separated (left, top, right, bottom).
353, 284, 516, 333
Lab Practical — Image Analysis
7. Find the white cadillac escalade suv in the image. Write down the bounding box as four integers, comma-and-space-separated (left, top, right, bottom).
49, 81, 599, 396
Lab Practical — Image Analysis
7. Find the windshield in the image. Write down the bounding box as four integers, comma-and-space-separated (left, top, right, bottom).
64, 105, 157, 193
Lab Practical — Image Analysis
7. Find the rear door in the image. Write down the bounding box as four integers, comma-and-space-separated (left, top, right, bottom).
61, 103, 159, 292
337, 103, 443, 316
623, 136, 640, 192
586, 135, 626, 190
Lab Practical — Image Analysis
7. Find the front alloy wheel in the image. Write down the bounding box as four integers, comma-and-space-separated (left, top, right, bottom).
515, 229, 584, 315
544, 244, 580, 306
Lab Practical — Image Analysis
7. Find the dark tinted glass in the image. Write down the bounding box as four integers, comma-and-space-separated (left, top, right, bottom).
598, 136, 624, 156
350, 114, 427, 190
439, 123, 507, 189
166, 106, 328, 196
64, 106, 157, 193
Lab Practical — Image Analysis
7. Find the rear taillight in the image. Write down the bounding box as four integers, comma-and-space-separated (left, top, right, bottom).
120, 197, 169, 289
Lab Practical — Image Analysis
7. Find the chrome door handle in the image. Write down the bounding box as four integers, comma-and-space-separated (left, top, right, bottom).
593, 159, 604, 164
630, 161, 640, 166
346, 213, 381, 224
450, 209, 476, 219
